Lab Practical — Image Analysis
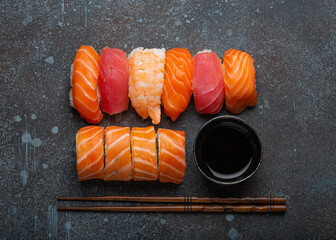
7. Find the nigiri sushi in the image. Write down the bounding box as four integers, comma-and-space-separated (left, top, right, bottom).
162, 48, 193, 121
98, 47, 129, 115
104, 126, 132, 181
130, 126, 158, 181
223, 49, 257, 113
192, 50, 225, 114
157, 128, 186, 184
76, 126, 104, 181
70, 45, 103, 123
128, 47, 166, 125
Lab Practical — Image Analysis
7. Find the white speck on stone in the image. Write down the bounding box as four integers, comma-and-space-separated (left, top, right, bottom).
58, 22, 63, 27
73, 8, 76, 12
31, 114, 37, 120
228, 228, 242, 240
42, 163, 49, 169
22, 15, 33, 26
20, 170, 28, 186
259, 105, 263, 109
176, 37, 179, 41
65, 221, 71, 230
104, 217, 108, 222
257, 64, 261, 69
226, 214, 234, 222
124, 43, 127, 49
51, 126, 59, 134
137, 19, 143, 23
251, 21, 255, 26
294, 148, 296, 152
256, 8, 260, 13
43, 95, 46, 98
225, 0, 228, 3
14, 115, 21, 122
160, 219, 166, 224
174, 20, 182, 26
186, 19, 190, 23
22, 131, 32, 144
281, 0, 285, 3
270, 5, 273, 9
45, 56, 54, 64
227, 29, 233, 37
31, 138, 42, 147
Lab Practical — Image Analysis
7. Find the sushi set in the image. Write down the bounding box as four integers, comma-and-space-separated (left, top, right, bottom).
69, 45, 257, 125
58, 45, 286, 214
70, 45, 258, 184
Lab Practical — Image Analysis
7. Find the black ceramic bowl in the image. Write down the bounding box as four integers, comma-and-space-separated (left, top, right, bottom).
193, 116, 262, 185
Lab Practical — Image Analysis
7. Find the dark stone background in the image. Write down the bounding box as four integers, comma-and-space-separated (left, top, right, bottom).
1, 0, 335, 239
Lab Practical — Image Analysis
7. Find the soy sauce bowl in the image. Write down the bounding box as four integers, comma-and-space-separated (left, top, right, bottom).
193, 116, 262, 185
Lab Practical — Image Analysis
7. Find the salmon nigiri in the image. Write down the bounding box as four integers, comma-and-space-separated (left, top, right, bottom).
128, 47, 165, 125
162, 48, 193, 121
192, 50, 225, 114
158, 128, 186, 184
104, 126, 132, 181
99, 47, 129, 115
130, 126, 158, 181
76, 126, 104, 181
70, 45, 103, 123
223, 49, 257, 114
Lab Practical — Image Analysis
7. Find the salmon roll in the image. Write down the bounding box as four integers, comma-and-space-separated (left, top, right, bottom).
131, 126, 158, 181
192, 50, 225, 114
104, 126, 132, 181
70, 45, 103, 123
223, 49, 257, 114
128, 47, 166, 125
157, 128, 186, 184
162, 48, 193, 121
76, 126, 104, 181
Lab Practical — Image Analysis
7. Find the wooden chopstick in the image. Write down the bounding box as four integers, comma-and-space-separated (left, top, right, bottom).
58, 204, 286, 213
57, 196, 286, 205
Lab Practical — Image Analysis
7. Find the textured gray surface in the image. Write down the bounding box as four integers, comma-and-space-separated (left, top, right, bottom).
1, 0, 335, 239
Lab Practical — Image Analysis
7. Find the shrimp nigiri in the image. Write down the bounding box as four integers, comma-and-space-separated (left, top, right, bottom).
162, 48, 193, 121
128, 47, 165, 125
70, 45, 103, 123
223, 49, 257, 114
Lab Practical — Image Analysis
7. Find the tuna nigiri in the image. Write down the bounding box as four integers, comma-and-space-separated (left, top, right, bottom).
104, 126, 132, 181
223, 49, 257, 114
76, 126, 104, 181
130, 126, 158, 181
70, 45, 103, 123
128, 47, 166, 125
157, 128, 186, 184
99, 47, 129, 115
192, 50, 225, 114
162, 48, 193, 121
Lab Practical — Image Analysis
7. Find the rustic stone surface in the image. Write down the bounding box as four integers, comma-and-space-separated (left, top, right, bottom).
1, 0, 335, 239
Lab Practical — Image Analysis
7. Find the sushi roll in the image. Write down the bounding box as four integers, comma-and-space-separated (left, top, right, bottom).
157, 128, 186, 184
130, 126, 158, 181
98, 47, 129, 115
192, 50, 225, 114
162, 48, 193, 121
128, 47, 166, 125
104, 126, 132, 181
223, 49, 257, 113
76, 126, 104, 181
70, 45, 103, 123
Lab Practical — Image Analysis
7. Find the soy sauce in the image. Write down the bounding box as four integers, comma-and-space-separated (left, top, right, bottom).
201, 125, 253, 179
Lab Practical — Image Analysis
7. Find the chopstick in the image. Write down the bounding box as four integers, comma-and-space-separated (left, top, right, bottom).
57, 196, 286, 205
58, 204, 286, 213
